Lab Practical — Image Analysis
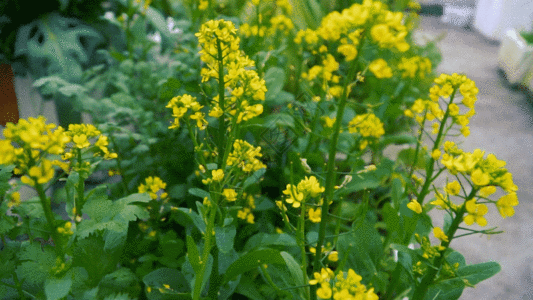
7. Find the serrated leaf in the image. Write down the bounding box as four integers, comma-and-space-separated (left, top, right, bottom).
215, 226, 236, 253
77, 192, 150, 250
15, 13, 103, 80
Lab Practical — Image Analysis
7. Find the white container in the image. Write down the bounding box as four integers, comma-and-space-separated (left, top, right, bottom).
473, 0, 533, 41
498, 28, 533, 85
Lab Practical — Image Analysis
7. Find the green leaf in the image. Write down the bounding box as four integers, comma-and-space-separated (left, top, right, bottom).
145, 7, 174, 50
158, 77, 182, 99
424, 262, 501, 300
280, 252, 304, 291
45, 276, 72, 300
337, 221, 383, 278
243, 233, 297, 252
97, 268, 142, 299
0, 165, 14, 196
188, 188, 210, 199
397, 148, 428, 170
264, 113, 295, 128
264, 67, 285, 100
215, 226, 236, 253
242, 168, 266, 190
235, 275, 267, 300
15, 13, 103, 80
15, 242, 57, 293
143, 268, 191, 300
223, 248, 286, 284
172, 207, 206, 234
186, 235, 201, 273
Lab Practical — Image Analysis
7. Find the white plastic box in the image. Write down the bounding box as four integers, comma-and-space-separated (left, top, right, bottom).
498, 28, 533, 85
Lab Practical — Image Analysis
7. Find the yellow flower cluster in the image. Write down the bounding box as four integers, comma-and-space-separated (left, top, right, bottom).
347, 113, 385, 150
57, 222, 74, 235
0, 117, 69, 186
237, 192, 256, 223
309, 268, 378, 300
398, 56, 432, 78
436, 141, 519, 222
138, 176, 168, 200
405, 73, 478, 138
282, 176, 324, 208
226, 139, 266, 173
269, 15, 294, 35
166, 94, 207, 130
316, 0, 409, 52
196, 20, 266, 124
63, 124, 118, 161
239, 23, 267, 38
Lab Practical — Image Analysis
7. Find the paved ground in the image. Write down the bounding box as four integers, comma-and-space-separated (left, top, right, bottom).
417, 16, 533, 300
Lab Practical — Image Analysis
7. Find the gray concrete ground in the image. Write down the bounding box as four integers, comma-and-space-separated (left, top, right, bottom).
417, 16, 533, 300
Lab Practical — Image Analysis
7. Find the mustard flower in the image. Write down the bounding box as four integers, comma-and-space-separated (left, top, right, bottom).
223, 188, 237, 202
282, 184, 304, 208
297, 176, 325, 198
464, 199, 488, 226
445, 181, 461, 195
308, 207, 322, 223
496, 193, 519, 218
433, 227, 449, 242
226, 139, 266, 173
430, 192, 449, 210
407, 199, 422, 214
337, 44, 358, 61
211, 169, 224, 182
369, 59, 393, 79
237, 207, 255, 223
138, 176, 167, 200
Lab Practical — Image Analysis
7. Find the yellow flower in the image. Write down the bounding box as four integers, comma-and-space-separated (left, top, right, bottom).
431, 149, 441, 160
337, 44, 358, 61
496, 193, 518, 218
297, 176, 325, 198
433, 227, 449, 242
212, 169, 224, 182
464, 200, 488, 226
369, 59, 393, 79
308, 208, 322, 223
327, 251, 338, 262
471, 168, 490, 187
223, 189, 237, 202
407, 199, 422, 214
445, 181, 461, 195
479, 186, 497, 197
430, 192, 449, 210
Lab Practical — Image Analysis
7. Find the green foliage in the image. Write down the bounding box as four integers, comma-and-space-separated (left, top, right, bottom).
15, 12, 103, 81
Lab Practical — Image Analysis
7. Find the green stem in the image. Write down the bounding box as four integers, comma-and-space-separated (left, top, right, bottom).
311, 63, 358, 299
417, 90, 457, 205
108, 134, 130, 195
35, 182, 62, 257
411, 188, 475, 300
192, 200, 217, 300
298, 201, 310, 300
216, 38, 226, 168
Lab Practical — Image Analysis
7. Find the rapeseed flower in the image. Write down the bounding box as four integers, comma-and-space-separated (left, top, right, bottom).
138, 176, 168, 200
464, 199, 488, 226
496, 192, 519, 218
369, 59, 393, 78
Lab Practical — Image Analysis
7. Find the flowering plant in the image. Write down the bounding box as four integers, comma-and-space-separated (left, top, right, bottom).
0, 1, 517, 299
